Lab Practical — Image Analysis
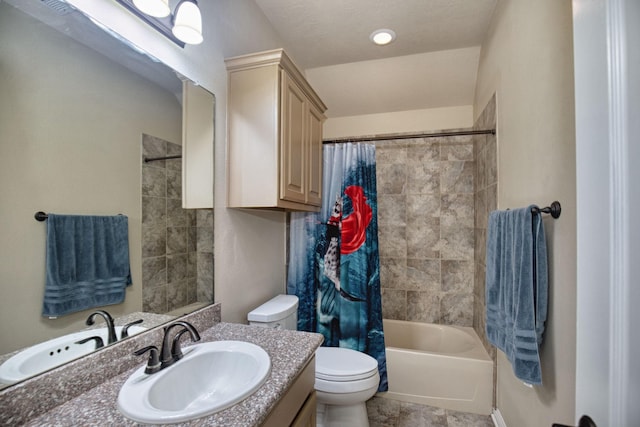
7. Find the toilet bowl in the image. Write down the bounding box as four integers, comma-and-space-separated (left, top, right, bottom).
314, 347, 380, 427
248, 295, 380, 427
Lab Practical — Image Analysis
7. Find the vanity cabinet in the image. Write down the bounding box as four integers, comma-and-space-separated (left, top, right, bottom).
225, 49, 327, 211
262, 355, 316, 427
290, 391, 317, 427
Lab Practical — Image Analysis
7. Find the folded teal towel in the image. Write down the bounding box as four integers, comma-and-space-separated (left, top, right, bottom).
42, 214, 132, 317
485, 206, 548, 384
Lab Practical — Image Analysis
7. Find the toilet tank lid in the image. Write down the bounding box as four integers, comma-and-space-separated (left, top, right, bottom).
247, 294, 299, 322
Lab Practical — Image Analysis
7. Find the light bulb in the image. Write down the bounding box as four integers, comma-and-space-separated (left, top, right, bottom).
370, 29, 396, 46
172, 1, 203, 45
132, 0, 170, 18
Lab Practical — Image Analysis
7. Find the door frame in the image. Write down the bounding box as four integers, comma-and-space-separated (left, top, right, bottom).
573, 0, 640, 425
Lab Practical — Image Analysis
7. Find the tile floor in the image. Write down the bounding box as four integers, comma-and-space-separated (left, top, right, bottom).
366, 397, 494, 427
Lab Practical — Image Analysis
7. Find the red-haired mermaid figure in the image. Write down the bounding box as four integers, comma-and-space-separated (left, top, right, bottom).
321, 186, 371, 302
323, 195, 342, 289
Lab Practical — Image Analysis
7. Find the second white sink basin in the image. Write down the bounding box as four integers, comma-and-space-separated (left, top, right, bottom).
117, 340, 271, 424
0, 325, 146, 385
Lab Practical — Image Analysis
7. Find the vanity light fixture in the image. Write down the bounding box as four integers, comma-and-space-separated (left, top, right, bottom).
369, 28, 396, 46
115, 0, 203, 47
172, 0, 203, 45
132, 0, 170, 18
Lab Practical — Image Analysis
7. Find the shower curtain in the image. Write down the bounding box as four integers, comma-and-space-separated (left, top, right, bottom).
288, 142, 388, 391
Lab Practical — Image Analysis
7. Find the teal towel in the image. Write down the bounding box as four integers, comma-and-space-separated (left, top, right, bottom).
485, 206, 548, 384
42, 214, 132, 317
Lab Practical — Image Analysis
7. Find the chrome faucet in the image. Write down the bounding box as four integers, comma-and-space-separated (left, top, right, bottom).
159, 321, 201, 369
85, 310, 117, 344
134, 321, 201, 375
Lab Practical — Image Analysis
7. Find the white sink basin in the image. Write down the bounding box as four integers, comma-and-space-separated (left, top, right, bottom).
0, 325, 146, 385
117, 340, 271, 424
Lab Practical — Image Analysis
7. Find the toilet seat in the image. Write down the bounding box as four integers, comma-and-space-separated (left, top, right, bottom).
315, 347, 379, 382
315, 374, 380, 395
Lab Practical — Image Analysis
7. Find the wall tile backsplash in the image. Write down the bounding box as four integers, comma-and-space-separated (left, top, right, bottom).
375, 95, 496, 336
141, 134, 213, 314
377, 135, 476, 326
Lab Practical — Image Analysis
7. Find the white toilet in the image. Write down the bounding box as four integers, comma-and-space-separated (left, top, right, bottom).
248, 295, 380, 427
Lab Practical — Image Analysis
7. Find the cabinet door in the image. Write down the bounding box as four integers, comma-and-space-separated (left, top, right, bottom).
290, 391, 317, 427
280, 72, 307, 204
306, 103, 323, 206
182, 81, 215, 208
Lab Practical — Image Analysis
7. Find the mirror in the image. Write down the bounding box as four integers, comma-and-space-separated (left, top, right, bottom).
0, 0, 214, 386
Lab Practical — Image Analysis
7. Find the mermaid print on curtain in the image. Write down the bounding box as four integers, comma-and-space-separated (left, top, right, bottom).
288, 142, 388, 391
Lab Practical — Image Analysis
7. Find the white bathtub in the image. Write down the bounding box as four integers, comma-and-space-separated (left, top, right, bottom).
377, 319, 493, 415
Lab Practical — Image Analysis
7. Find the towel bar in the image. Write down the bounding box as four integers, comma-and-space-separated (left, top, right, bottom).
143, 154, 182, 163
34, 212, 124, 222
531, 201, 561, 219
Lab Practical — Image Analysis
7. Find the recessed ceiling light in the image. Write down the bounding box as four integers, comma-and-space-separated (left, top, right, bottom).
370, 29, 396, 46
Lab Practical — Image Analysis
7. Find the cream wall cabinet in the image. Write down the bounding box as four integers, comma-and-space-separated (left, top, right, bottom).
225, 49, 327, 211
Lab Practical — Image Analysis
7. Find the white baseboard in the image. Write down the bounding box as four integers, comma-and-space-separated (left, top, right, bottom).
491, 408, 507, 427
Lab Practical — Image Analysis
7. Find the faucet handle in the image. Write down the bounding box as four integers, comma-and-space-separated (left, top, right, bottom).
75, 336, 104, 350
120, 319, 144, 339
134, 346, 161, 374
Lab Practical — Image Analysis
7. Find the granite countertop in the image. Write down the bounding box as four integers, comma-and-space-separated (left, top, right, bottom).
23, 322, 323, 427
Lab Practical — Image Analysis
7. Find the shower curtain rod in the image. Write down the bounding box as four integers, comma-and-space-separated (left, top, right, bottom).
322, 129, 495, 144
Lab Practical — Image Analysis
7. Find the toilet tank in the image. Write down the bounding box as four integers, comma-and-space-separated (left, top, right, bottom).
247, 294, 298, 330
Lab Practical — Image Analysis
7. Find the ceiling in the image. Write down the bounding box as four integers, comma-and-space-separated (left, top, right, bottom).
10, 0, 498, 119
254, 0, 497, 118
254, 0, 497, 69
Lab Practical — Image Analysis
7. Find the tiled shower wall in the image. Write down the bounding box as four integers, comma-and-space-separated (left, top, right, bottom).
141, 134, 214, 314
376, 135, 476, 326
473, 94, 497, 357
